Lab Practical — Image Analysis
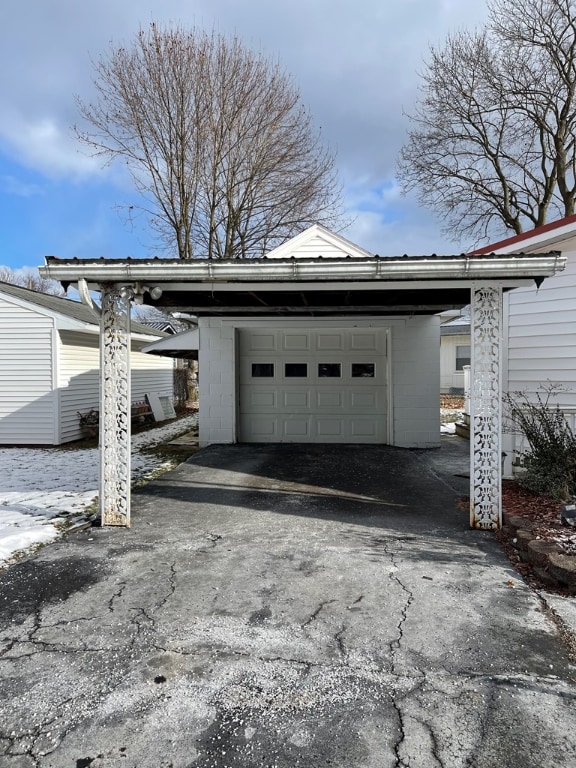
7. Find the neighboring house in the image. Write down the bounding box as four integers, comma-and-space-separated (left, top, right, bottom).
440, 314, 470, 394
0, 281, 174, 445
472, 214, 576, 474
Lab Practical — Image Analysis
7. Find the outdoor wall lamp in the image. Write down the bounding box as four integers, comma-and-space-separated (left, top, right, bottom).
148, 286, 163, 300
118, 283, 163, 304
119, 285, 135, 301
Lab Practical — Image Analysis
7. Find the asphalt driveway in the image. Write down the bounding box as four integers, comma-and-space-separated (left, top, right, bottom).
1, 441, 575, 767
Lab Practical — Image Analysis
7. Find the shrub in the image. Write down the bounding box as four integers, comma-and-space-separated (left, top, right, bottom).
503, 385, 576, 501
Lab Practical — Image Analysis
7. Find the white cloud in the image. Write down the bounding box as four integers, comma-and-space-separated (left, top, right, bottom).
0, 111, 101, 179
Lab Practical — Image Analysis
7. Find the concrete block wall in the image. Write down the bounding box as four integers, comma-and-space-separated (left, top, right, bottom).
390, 316, 440, 448
198, 319, 236, 446
198, 315, 441, 449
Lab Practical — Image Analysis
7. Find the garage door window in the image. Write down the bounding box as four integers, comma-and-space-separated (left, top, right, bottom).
285, 363, 308, 377
352, 363, 375, 378
318, 363, 341, 378
252, 363, 274, 377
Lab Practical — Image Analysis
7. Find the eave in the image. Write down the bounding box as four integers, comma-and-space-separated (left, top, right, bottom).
40, 252, 566, 317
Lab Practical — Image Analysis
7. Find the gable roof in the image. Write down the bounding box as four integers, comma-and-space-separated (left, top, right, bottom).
471, 214, 576, 254
0, 281, 166, 337
265, 224, 376, 259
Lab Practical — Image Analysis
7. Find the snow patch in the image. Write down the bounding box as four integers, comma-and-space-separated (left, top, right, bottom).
0, 415, 197, 567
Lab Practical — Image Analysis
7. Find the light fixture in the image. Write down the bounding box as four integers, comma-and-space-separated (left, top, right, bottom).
119, 285, 135, 301
148, 286, 163, 300
117, 283, 162, 303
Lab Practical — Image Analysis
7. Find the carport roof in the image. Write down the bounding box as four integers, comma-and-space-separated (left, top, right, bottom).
41, 251, 566, 317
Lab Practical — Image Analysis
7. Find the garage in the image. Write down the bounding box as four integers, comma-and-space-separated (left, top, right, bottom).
238, 327, 388, 443
40, 224, 566, 528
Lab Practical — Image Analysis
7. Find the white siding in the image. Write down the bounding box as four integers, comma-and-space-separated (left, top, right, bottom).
440, 334, 469, 393
275, 234, 362, 259
502, 253, 576, 476
199, 316, 440, 449
505, 253, 576, 404
58, 331, 174, 443
58, 331, 100, 442
0, 295, 56, 444
131, 339, 174, 404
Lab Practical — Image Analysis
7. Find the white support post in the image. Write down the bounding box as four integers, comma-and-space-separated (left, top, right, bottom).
100, 284, 132, 527
470, 283, 502, 530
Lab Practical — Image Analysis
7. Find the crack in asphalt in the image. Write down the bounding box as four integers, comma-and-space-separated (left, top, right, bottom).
334, 625, 347, 657
107, 580, 127, 612
0, 562, 178, 763
302, 599, 336, 628
378, 536, 422, 767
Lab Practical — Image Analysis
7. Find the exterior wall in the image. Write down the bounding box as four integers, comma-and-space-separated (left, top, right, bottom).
198, 319, 236, 445
58, 331, 174, 443
58, 331, 100, 442
391, 316, 440, 448
505, 257, 576, 397
198, 315, 440, 449
0, 294, 57, 445
440, 334, 470, 393
503, 253, 576, 472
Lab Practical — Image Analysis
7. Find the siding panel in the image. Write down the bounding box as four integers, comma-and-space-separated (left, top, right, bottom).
58, 331, 173, 443
0, 296, 56, 444
506, 255, 576, 409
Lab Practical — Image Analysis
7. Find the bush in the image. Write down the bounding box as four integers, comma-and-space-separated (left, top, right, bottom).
504, 385, 576, 500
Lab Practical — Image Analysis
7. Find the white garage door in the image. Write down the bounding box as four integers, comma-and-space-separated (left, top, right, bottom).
239, 328, 388, 443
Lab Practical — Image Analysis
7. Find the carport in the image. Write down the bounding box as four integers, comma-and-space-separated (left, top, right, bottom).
40, 227, 565, 532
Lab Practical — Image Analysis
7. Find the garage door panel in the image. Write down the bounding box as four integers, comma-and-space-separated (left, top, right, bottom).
316, 332, 345, 351
351, 391, 378, 408
315, 418, 344, 437
284, 391, 309, 408
246, 332, 278, 352
283, 333, 311, 351
283, 418, 310, 437
316, 391, 343, 408
249, 391, 277, 408
242, 416, 278, 438
350, 418, 378, 437
350, 331, 380, 351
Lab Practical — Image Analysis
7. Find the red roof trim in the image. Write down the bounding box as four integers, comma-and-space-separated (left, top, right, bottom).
470, 213, 576, 254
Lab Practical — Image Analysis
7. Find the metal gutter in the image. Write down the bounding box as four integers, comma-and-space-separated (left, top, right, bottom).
40, 253, 566, 284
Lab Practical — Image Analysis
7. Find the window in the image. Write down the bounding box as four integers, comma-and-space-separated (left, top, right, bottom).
352, 363, 375, 378
456, 345, 471, 371
252, 363, 274, 377
318, 363, 341, 378
285, 363, 308, 377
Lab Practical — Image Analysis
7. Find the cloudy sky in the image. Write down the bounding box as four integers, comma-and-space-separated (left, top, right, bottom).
0, 0, 490, 270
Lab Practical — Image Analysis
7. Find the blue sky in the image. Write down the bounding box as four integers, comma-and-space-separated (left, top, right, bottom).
0, 0, 490, 271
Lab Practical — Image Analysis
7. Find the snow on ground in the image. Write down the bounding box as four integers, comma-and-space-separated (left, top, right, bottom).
0, 415, 197, 568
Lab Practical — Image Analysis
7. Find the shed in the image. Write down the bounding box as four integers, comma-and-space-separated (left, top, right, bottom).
0, 281, 174, 445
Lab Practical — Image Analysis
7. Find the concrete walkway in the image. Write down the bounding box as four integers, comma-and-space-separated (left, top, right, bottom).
1, 439, 575, 767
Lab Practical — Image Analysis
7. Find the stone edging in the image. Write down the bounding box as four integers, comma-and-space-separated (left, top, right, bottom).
503, 512, 576, 593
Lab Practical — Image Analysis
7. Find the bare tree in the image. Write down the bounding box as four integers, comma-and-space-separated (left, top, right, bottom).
397, 0, 576, 245
75, 24, 344, 259
0, 266, 64, 295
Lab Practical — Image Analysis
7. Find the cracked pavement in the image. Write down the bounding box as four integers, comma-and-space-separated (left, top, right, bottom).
1, 441, 576, 767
